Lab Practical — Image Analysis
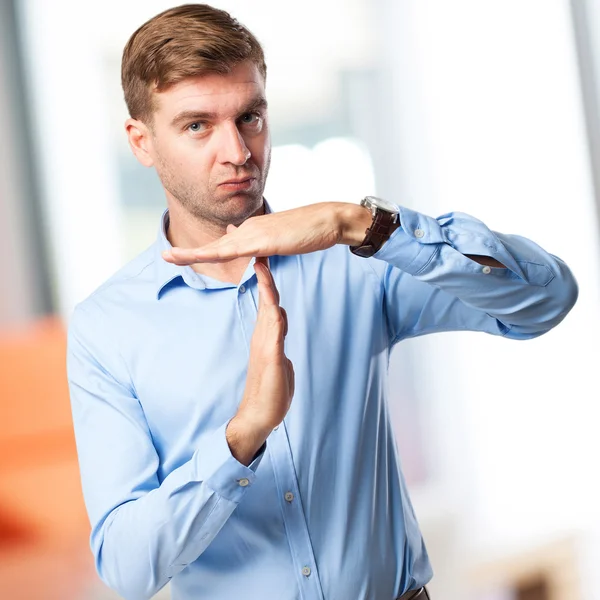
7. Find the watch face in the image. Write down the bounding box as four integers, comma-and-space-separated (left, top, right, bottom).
363, 195, 399, 214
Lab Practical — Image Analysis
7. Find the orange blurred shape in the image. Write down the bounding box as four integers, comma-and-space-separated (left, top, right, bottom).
0, 316, 95, 599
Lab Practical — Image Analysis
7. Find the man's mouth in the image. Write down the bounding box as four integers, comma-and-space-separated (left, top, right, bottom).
219, 177, 256, 190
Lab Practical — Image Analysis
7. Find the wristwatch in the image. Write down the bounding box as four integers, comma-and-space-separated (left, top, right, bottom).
349, 196, 400, 258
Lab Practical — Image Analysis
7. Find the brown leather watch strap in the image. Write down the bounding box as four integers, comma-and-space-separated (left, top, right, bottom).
350, 208, 399, 257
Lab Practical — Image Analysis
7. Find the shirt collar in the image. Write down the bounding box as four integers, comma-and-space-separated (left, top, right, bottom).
154, 198, 275, 300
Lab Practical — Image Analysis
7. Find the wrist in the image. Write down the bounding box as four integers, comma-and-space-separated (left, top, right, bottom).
336, 202, 374, 246
226, 415, 270, 466
231, 409, 275, 439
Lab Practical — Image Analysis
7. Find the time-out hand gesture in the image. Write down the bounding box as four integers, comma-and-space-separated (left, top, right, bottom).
226, 257, 295, 464
162, 202, 372, 264
241, 257, 294, 429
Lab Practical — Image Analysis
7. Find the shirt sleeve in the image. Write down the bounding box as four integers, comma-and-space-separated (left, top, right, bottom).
370, 206, 578, 343
67, 300, 266, 600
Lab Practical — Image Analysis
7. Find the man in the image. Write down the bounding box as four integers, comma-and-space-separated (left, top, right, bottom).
66, 4, 578, 600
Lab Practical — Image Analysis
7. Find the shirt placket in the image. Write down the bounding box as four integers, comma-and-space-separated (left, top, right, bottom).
237, 272, 325, 600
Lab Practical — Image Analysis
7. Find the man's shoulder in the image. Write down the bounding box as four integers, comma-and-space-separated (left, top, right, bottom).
74, 242, 158, 317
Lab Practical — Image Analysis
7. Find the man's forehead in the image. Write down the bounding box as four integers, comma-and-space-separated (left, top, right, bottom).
155, 71, 265, 117
173, 81, 262, 103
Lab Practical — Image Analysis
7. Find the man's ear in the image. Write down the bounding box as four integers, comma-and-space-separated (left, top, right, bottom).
124, 118, 155, 167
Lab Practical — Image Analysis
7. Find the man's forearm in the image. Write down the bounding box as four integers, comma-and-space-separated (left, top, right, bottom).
226, 415, 270, 466
80, 420, 263, 600
372, 206, 578, 337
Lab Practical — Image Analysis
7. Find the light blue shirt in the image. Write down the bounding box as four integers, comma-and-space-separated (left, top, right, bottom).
67, 200, 577, 600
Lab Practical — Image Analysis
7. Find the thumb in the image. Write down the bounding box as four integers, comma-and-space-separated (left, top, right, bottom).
226, 224, 238, 235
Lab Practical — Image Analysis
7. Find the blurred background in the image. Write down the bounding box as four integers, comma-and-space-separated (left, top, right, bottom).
1, 0, 599, 598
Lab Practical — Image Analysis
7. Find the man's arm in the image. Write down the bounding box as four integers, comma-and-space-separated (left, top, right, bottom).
67, 301, 266, 600
340, 203, 578, 341
340, 205, 508, 269
160, 200, 577, 340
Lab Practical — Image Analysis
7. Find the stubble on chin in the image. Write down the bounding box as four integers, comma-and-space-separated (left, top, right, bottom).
204, 192, 264, 227
155, 148, 270, 228
162, 170, 264, 228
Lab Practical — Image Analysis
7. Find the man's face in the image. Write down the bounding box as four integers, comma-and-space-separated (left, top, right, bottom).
138, 61, 270, 227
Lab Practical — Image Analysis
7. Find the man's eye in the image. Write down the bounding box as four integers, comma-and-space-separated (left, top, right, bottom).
187, 122, 207, 133
240, 113, 262, 126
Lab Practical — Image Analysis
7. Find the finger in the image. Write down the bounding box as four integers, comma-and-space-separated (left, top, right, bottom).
226, 224, 238, 234
255, 263, 278, 310
287, 357, 295, 397
255, 256, 269, 268
165, 236, 245, 264
267, 265, 281, 306
255, 257, 280, 305
192, 240, 238, 262
280, 307, 288, 338
163, 246, 224, 265
255, 256, 273, 286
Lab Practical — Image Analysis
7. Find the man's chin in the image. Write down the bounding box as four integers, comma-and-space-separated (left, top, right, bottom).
220, 189, 263, 205
216, 191, 264, 220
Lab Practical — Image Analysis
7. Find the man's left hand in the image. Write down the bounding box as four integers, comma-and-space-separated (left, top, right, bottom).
162, 201, 372, 264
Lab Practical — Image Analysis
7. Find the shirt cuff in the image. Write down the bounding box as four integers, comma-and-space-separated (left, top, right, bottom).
373, 207, 441, 275
374, 206, 526, 279
191, 422, 267, 503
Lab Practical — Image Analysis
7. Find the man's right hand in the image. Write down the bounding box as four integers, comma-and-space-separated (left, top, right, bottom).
226, 257, 295, 465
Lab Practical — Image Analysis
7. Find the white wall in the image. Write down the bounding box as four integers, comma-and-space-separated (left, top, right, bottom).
17, 0, 125, 320
377, 0, 600, 596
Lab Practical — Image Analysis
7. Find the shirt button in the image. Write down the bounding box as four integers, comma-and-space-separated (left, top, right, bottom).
239, 284, 246, 293
285, 491, 294, 502
238, 478, 250, 487
482, 265, 492, 274
302, 566, 311, 577
414, 228, 425, 238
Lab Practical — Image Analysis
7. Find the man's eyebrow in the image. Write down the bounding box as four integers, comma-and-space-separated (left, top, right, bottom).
243, 96, 268, 114
170, 96, 268, 129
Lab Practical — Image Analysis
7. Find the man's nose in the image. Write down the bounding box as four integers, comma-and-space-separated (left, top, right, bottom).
217, 123, 251, 166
